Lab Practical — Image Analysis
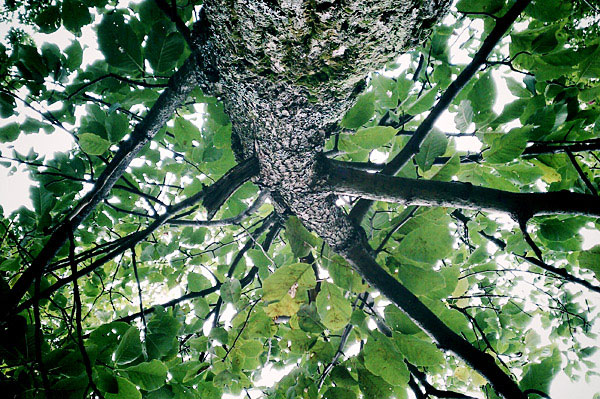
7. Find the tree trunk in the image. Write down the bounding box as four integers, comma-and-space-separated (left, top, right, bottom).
197, 2, 527, 399
200, 0, 450, 251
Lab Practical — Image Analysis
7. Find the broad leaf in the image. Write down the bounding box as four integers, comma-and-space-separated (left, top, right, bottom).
415, 129, 448, 171
393, 334, 444, 366
341, 92, 375, 129
114, 326, 143, 365
98, 13, 143, 73
363, 331, 409, 386
350, 126, 398, 150
79, 133, 111, 155
146, 21, 185, 74
124, 359, 168, 391
316, 282, 352, 331
105, 376, 141, 399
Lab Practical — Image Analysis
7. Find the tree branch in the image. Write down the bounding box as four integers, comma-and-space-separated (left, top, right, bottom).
349, 0, 533, 222
7, 54, 209, 315
325, 160, 600, 221
566, 150, 598, 196
12, 158, 259, 315
452, 210, 600, 295
68, 228, 103, 398
338, 241, 527, 399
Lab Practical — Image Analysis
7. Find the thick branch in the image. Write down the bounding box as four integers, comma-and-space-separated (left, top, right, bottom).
326, 160, 600, 221
407, 363, 478, 399
13, 158, 258, 315
7, 54, 207, 313
338, 242, 526, 399
349, 0, 532, 222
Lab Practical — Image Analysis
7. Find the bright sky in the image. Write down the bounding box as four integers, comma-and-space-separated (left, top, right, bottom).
1, 7, 600, 399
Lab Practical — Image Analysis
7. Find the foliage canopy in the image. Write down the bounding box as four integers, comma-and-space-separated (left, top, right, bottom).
1, 0, 600, 399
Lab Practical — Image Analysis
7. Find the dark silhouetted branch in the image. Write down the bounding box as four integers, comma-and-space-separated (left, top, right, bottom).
325, 160, 600, 221
349, 0, 533, 222
338, 241, 527, 399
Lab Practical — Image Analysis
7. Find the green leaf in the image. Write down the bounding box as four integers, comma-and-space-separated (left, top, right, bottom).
492, 99, 529, 127
406, 87, 437, 115
30, 186, 56, 216
79, 133, 111, 155
324, 387, 357, 399
35, 5, 61, 33
358, 367, 395, 399
285, 216, 318, 258
0, 93, 15, 118
349, 126, 398, 150
146, 309, 181, 360
454, 100, 474, 131
124, 359, 168, 391
0, 123, 20, 143
397, 219, 453, 265
114, 326, 143, 365
316, 282, 352, 331
0, 258, 20, 272
578, 44, 600, 80
527, 0, 572, 22
221, 279, 241, 303
98, 13, 143, 74
384, 305, 420, 335
297, 303, 325, 333
173, 117, 200, 148
456, 0, 504, 14
146, 21, 185, 74
363, 332, 409, 386
393, 334, 444, 366
106, 112, 129, 143
468, 72, 496, 116
431, 154, 460, 181
341, 92, 375, 129
483, 128, 528, 164
539, 218, 583, 242
263, 263, 316, 300
64, 41, 83, 70
169, 361, 209, 383
325, 248, 367, 293
105, 376, 141, 399
505, 77, 533, 98
62, 0, 92, 35
415, 130, 448, 172
371, 74, 398, 109
578, 245, 600, 280
519, 349, 561, 396
396, 262, 446, 296
262, 263, 316, 316
188, 272, 211, 292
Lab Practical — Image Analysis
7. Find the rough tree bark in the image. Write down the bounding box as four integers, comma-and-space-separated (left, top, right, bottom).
200, 0, 450, 257
196, 1, 526, 399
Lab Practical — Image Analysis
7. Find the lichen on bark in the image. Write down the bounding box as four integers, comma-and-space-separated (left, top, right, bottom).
199, 0, 450, 251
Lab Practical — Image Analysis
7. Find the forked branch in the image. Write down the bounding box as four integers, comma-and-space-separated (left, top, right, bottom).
349, 0, 533, 222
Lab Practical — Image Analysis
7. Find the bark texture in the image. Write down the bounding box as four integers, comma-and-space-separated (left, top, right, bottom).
200, 0, 450, 252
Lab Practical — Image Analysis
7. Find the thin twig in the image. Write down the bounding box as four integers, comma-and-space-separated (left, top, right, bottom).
566, 150, 598, 196
131, 246, 148, 350
68, 228, 104, 398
